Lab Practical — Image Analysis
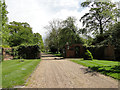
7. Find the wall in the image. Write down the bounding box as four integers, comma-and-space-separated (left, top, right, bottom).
2, 48, 13, 60
65, 44, 84, 58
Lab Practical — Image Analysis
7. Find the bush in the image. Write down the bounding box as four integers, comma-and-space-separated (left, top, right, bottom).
83, 49, 93, 60
12, 47, 19, 59
1, 45, 10, 48
12, 45, 41, 59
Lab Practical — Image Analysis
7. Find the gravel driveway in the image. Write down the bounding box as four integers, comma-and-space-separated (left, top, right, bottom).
25, 53, 118, 88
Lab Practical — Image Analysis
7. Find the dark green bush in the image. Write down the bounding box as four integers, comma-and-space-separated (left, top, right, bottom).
12, 45, 41, 59
12, 47, 19, 59
83, 49, 93, 60
5, 49, 13, 55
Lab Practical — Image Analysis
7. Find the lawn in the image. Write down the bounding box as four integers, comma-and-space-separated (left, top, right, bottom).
53, 53, 62, 57
2, 59, 41, 88
71, 59, 120, 80
46, 52, 62, 57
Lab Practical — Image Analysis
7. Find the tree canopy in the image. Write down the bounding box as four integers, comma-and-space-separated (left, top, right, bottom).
45, 17, 84, 53
1, 1, 9, 45
80, 1, 120, 35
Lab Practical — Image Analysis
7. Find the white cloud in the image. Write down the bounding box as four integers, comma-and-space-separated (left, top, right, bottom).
5, 0, 88, 40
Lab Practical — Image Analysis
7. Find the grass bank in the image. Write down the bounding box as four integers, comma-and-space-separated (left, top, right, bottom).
71, 59, 119, 80
2, 59, 41, 88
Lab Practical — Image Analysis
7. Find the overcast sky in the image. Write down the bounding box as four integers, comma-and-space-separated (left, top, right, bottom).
5, 0, 119, 40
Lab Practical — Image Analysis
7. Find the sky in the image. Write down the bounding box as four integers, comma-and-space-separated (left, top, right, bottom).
5, 0, 88, 40
5, 0, 120, 40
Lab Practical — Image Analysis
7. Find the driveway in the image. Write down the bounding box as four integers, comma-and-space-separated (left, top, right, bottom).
25, 53, 118, 88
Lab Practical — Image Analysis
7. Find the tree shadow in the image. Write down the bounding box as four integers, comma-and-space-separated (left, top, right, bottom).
88, 65, 120, 80
80, 68, 98, 76
89, 65, 120, 74
80, 65, 120, 79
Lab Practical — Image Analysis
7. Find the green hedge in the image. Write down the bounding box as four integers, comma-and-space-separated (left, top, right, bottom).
12, 45, 41, 59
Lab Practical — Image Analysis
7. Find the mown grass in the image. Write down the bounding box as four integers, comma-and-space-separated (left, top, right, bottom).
71, 59, 120, 80
53, 53, 62, 57
46, 52, 62, 57
2, 59, 41, 88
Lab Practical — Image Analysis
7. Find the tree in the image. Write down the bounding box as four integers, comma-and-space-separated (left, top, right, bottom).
33, 33, 44, 51
109, 22, 120, 48
44, 19, 63, 53
80, 1, 120, 35
1, 1, 9, 45
59, 17, 84, 49
45, 17, 84, 53
8, 21, 34, 46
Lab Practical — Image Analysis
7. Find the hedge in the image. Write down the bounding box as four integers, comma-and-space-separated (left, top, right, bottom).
12, 45, 41, 59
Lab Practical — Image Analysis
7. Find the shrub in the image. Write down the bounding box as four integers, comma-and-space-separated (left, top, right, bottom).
12, 47, 19, 59
1, 45, 10, 48
83, 49, 93, 60
12, 45, 41, 59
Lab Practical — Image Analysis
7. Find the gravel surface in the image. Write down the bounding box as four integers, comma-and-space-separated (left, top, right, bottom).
25, 53, 118, 88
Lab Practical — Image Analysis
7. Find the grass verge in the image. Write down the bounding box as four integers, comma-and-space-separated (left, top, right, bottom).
71, 59, 120, 80
2, 59, 41, 88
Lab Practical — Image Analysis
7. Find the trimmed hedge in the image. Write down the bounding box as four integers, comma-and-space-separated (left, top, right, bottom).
12, 45, 41, 59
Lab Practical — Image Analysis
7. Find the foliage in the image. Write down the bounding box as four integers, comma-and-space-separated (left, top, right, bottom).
109, 22, 120, 49
1, 45, 10, 48
92, 34, 109, 45
12, 45, 41, 59
71, 59, 119, 80
8, 21, 34, 46
44, 19, 63, 53
108, 22, 120, 60
59, 17, 84, 48
80, 1, 120, 36
5, 49, 13, 55
84, 49, 93, 60
1, 0, 44, 48
45, 17, 84, 53
91, 22, 120, 60
1, 1, 9, 45
53, 53, 62, 57
33, 33, 44, 51
46, 52, 62, 57
2, 59, 41, 88
5, 21, 44, 49
85, 45, 109, 60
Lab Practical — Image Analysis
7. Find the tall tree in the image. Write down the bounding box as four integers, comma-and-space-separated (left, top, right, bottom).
80, 1, 120, 35
8, 21, 34, 46
44, 19, 62, 53
59, 17, 83, 48
45, 17, 84, 53
33, 33, 44, 51
1, 1, 9, 45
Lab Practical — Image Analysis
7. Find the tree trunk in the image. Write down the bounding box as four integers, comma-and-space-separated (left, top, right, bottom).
100, 20, 103, 35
